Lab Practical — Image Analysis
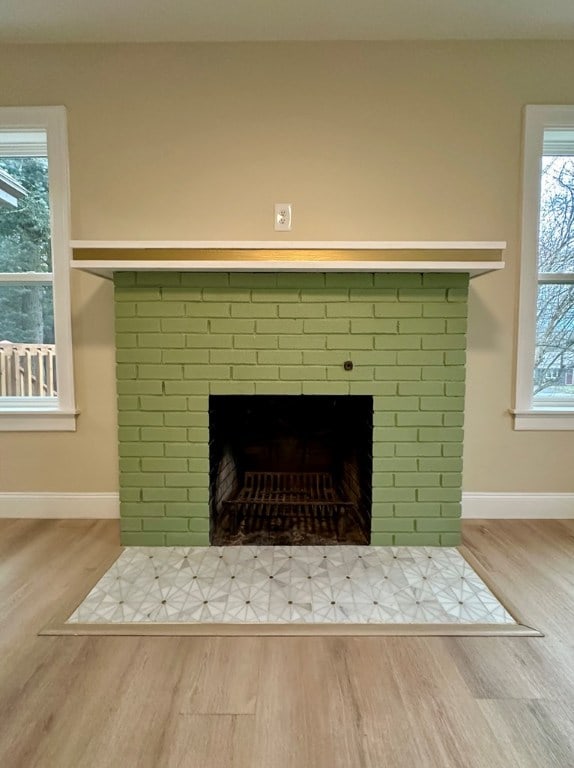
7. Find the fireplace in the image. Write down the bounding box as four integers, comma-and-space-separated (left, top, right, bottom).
209, 395, 373, 545
113, 269, 470, 548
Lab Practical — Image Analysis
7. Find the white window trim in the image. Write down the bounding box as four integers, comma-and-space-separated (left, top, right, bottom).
513, 105, 574, 431
0, 107, 77, 431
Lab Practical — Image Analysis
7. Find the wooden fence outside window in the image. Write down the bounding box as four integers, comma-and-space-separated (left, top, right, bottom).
0, 341, 57, 397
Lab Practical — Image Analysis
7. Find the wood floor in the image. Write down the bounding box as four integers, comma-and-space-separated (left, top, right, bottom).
1, 519, 573, 767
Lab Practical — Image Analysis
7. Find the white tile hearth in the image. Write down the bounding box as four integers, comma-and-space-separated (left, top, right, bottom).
66, 546, 516, 626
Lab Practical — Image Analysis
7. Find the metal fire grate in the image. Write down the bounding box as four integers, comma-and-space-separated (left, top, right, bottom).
227, 470, 354, 508
223, 471, 354, 531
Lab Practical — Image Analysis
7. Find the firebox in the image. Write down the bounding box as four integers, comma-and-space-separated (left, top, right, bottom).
209, 395, 373, 545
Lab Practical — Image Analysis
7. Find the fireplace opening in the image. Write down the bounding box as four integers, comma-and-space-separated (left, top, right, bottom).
209, 395, 373, 546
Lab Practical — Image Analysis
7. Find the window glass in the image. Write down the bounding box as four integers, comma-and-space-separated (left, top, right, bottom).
534, 283, 574, 401
0, 154, 52, 274
0, 284, 54, 343
532, 128, 574, 404
538, 156, 574, 274
0, 130, 57, 400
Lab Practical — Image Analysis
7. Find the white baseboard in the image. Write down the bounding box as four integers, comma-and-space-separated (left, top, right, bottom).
0, 492, 120, 519
0, 491, 572, 521
462, 492, 574, 519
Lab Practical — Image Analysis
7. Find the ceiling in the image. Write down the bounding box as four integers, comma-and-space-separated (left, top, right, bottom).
2, 0, 574, 43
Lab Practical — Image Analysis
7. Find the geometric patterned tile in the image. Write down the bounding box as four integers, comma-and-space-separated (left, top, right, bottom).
66, 546, 517, 625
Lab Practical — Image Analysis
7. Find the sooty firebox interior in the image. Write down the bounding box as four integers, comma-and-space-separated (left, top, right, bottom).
209, 395, 373, 546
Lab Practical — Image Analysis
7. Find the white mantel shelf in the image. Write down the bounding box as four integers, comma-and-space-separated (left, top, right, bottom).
70, 240, 506, 279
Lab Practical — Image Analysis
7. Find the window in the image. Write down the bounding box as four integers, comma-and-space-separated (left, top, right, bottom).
514, 106, 574, 430
0, 107, 76, 430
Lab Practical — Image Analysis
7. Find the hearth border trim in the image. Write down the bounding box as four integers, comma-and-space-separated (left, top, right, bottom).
40, 622, 540, 637
40, 546, 541, 638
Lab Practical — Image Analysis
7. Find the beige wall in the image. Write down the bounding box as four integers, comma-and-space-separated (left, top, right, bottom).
0, 41, 573, 493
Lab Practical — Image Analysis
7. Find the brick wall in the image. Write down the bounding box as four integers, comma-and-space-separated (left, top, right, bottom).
114, 271, 468, 546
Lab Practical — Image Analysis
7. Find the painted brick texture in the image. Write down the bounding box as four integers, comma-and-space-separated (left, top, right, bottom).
114, 271, 469, 547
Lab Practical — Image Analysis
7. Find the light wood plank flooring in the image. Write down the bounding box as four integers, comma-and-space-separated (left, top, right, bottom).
0, 519, 573, 768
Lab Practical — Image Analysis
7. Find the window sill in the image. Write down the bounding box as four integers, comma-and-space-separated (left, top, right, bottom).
511, 409, 574, 431
0, 408, 79, 432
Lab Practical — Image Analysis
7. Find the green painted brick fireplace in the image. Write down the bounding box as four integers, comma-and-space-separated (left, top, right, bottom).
114, 271, 468, 547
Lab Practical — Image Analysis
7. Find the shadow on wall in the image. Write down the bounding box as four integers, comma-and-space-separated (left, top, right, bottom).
71, 271, 115, 349
467, 281, 504, 351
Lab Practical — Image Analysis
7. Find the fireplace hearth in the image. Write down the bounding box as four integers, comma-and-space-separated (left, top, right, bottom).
209, 395, 373, 545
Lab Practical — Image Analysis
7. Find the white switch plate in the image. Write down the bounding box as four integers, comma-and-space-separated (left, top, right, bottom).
274, 203, 292, 231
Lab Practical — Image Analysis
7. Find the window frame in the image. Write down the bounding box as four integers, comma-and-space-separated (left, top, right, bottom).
513, 105, 574, 431
0, 106, 76, 431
